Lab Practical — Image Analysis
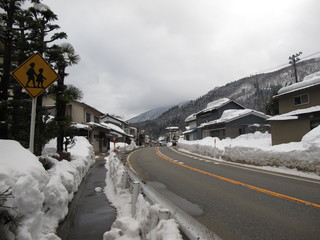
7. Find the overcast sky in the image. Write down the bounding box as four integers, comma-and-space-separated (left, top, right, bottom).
42, 0, 320, 120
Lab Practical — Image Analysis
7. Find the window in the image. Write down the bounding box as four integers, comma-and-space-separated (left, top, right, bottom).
203, 130, 210, 138
207, 130, 219, 137
294, 94, 309, 106
212, 130, 220, 137
66, 105, 72, 117
222, 129, 226, 136
86, 113, 91, 123
94, 116, 99, 123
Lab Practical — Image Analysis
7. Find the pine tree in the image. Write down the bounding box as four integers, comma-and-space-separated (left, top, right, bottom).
0, 0, 26, 139
265, 90, 279, 116
1, 1, 75, 155
46, 43, 80, 153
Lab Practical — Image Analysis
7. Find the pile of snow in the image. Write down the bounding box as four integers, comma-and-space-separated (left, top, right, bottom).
178, 126, 320, 175
0, 137, 94, 240
103, 153, 182, 240
109, 140, 138, 153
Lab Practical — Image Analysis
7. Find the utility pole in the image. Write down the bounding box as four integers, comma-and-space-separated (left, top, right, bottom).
289, 52, 302, 83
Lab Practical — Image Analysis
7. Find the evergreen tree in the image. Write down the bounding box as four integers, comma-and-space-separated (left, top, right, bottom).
1, 1, 75, 156
24, 3, 67, 155
0, 0, 25, 139
265, 90, 279, 116
46, 43, 80, 153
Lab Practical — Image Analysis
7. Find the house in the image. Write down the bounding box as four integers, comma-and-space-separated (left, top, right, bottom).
199, 109, 270, 139
101, 114, 127, 129
87, 121, 133, 151
268, 71, 320, 145
43, 95, 121, 153
183, 98, 269, 140
195, 98, 245, 139
184, 98, 244, 140
183, 114, 197, 141
165, 126, 180, 142
101, 113, 136, 142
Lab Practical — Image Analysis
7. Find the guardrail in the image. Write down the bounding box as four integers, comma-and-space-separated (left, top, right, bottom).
122, 155, 221, 240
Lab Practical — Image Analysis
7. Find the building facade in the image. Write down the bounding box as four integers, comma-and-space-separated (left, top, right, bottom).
199, 109, 270, 139
184, 98, 270, 141
268, 72, 320, 145
43, 95, 113, 153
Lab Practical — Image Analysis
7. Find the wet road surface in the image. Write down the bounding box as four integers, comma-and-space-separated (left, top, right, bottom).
57, 155, 116, 240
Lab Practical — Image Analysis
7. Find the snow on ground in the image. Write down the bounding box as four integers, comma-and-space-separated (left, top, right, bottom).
177, 126, 320, 177
2, 126, 320, 240
0, 138, 182, 240
0, 137, 94, 240
103, 151, 182, 240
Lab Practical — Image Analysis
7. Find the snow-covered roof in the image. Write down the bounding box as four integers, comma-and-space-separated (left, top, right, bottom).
101, 113, 127, 124
185, 113, 196, 122
268, 105, 320, 121
197, 98, 231, 115
101, 122, 126, 134
166, 126, 179, 131
182, 129, 196, 134
71, 122, 92, 130
276, 71, 320, 97
73, 100, 104, 115
88, 122, 133, 137
199, 109, 269, 128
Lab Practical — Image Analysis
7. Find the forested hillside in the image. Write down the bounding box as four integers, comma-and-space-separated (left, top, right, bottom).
134, 58, 320, 139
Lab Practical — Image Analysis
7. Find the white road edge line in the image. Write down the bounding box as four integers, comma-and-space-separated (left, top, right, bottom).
168, 147, 320, 185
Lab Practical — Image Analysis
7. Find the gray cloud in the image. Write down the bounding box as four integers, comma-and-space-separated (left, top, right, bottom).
46, 0, 320, 119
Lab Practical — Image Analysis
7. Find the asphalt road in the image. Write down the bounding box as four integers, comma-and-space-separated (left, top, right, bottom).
128, 146, 320, 240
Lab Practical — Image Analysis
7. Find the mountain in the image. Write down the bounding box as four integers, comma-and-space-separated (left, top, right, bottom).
128, 101, 190, 124
128, 105, 174, 123
134, 58, 320, 139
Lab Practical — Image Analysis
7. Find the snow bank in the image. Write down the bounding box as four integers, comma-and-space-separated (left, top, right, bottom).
0, 137, 94, 240
103, 153, 182, 240
110, 140, 138, 153
178, 127, 320, 175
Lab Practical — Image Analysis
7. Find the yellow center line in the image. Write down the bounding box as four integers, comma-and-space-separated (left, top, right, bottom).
154, 148, 320, 209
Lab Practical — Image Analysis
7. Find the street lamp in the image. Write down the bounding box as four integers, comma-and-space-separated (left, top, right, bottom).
289, 52, 302, 83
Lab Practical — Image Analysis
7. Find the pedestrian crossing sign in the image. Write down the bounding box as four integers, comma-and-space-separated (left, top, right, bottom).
11, 52, 60, 98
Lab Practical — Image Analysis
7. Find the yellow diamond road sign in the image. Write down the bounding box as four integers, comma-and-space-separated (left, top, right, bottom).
11, 52, 60, 98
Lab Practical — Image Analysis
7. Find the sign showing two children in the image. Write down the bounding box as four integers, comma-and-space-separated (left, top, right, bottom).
11, 52, 60, 153
11, 52, 60, 98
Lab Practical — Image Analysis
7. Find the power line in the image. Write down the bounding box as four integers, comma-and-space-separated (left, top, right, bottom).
255, 50, 320, 75
300, 51, 320, 60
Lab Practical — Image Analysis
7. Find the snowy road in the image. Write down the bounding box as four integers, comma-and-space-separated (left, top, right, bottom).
128, 146, 320, 240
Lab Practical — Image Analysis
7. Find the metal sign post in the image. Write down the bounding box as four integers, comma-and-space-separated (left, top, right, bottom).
29, 97, 37, 153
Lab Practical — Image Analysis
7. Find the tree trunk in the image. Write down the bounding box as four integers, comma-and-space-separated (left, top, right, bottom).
56, 69, 66, 153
